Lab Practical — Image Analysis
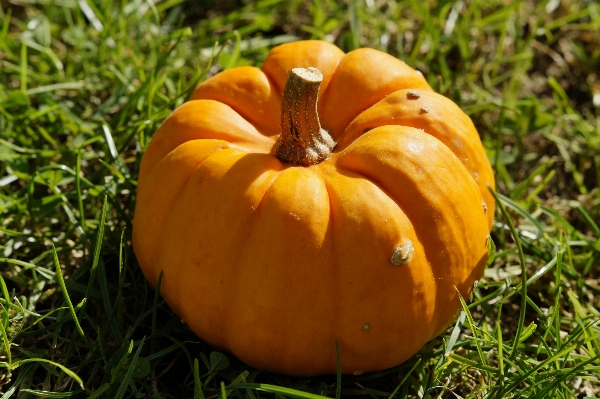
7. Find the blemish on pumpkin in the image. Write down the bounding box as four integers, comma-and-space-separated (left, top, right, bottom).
420, 106, 430, 113
198, 243, 202, 247
482, 200, 488, 215
353, 371, 364, 376
363, 323, 371, 331
391, 240, 414, 265
198, 178, 202, 184
407, 90, 421, 99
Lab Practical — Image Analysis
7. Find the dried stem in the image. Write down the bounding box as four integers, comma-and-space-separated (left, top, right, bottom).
272, 67, 335, 165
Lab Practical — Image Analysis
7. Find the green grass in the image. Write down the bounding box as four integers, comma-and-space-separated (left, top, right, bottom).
1, 0, 599, 397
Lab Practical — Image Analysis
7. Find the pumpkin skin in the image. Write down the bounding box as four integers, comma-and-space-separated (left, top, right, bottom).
133, 40, 495, 376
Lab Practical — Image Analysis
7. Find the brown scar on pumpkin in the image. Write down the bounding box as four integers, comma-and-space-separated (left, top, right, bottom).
391, 240, 414, 265
407, 90, 421, 99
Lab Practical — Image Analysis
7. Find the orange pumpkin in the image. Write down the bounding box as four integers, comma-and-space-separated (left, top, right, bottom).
133, 40, 494, 376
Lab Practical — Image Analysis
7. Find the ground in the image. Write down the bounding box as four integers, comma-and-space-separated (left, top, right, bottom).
0, 0, 599, 398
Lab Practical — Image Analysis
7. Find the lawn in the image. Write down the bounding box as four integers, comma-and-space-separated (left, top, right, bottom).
1, 0, 599, 398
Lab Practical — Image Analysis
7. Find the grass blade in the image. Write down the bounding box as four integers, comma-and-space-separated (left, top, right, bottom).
51, 244, 89, 347
114, 337, 145, 399
194, 359, 205, 399
489, 187, 528, 361
85, 196, 108, 299
11, 358, 83, 388
387, 359, 421, 399
227, 384, 329, 399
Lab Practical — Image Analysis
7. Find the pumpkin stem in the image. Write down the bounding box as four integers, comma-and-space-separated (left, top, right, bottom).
272, 67, 335, 165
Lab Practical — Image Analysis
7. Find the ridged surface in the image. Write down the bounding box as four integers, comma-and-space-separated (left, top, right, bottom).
133, 40, 495, 376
